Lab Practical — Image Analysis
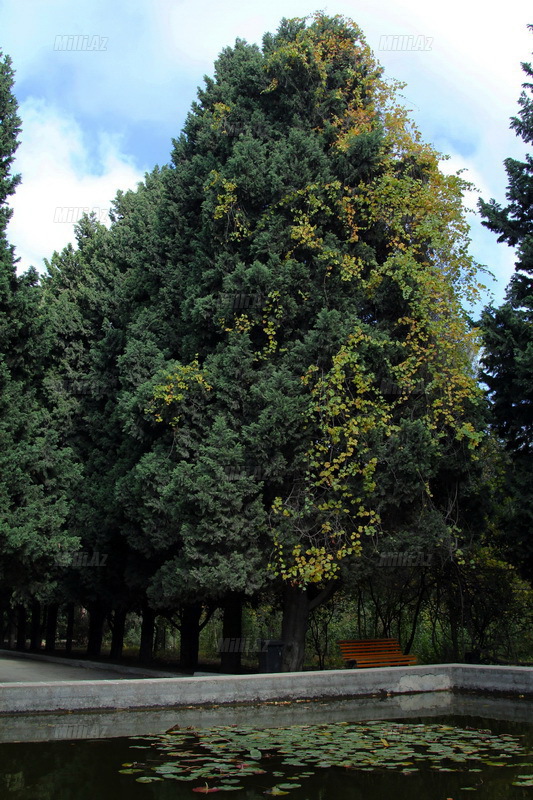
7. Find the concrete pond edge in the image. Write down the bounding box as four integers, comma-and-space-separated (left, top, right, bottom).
0, 663, 532, 714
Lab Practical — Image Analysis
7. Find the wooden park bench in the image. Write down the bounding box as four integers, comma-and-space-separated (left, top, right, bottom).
338, 638, 417, 668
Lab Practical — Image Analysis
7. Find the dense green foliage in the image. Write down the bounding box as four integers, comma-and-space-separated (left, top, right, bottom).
0, 51, 79, 634
0, 16, 530, 670
478, 31, 533, 581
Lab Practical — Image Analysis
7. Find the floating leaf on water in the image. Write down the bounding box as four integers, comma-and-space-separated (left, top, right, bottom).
118, 718, 531, 791
129, 736, 155, 741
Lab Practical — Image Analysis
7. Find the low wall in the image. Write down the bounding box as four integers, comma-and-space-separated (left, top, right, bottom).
0, 663, 531, 714
0, 692, 458, 742
450, 664, 533, 695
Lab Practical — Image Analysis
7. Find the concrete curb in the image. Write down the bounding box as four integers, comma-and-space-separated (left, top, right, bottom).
0, 663, 531, 714
450, 663, 533, 694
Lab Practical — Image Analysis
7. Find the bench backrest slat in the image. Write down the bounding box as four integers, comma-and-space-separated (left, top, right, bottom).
338, 638, 416, 666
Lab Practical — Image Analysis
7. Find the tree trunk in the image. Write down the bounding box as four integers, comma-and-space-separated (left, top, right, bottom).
281, 586, 310, 672
7, 617, 16, 649
87, 602, 105, 657
0, 603, 6, 647
45, 603, 58, 652
220, 595, 243, 673
110, 608, 127, 660
447, 564, 464, 661
280, 581, 339, 672
65, 603, 75, 655
154, 621, 166, 654
16, 605, 27, 651
179, 603, 202, 671
139, 604, 155, 664
404, 574, 427, 654
30, 600, 41, 651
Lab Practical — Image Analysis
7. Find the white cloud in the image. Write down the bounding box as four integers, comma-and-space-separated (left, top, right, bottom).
437, 151, 518, 309
1, 0, 531, 300
8, 97, 144, 273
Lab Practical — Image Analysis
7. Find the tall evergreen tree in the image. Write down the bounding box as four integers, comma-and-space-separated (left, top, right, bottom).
144, 14, 485, 669
478, 28, 533, 580
33, 15, 489, 670
0, 52, 79, 643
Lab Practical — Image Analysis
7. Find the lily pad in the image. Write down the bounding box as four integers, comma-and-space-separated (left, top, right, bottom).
118, 716, 531, 794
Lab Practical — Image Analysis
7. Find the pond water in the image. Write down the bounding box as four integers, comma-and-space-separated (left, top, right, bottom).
1, 693, 532, 799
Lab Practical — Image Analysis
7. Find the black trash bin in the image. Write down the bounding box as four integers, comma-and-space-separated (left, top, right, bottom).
258, 639, 284, 673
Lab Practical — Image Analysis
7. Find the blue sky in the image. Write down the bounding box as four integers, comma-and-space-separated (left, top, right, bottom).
1, 0, 531, 311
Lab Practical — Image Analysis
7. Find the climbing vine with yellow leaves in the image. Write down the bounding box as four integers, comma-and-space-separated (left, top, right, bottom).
145, 13, 487, 593
261, 14, 486, 587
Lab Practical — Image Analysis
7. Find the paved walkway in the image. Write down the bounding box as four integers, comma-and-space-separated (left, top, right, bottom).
0, 650, 182, 682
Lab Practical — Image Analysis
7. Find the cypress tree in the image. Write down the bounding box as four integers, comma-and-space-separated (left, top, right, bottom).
0, 52, 79, 643
143, 14, 485, 669
478, 28, 533, 581
38, 16, 488, 669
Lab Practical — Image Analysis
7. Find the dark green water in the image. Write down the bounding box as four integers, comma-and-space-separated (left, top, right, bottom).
1, 696, 533, 799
